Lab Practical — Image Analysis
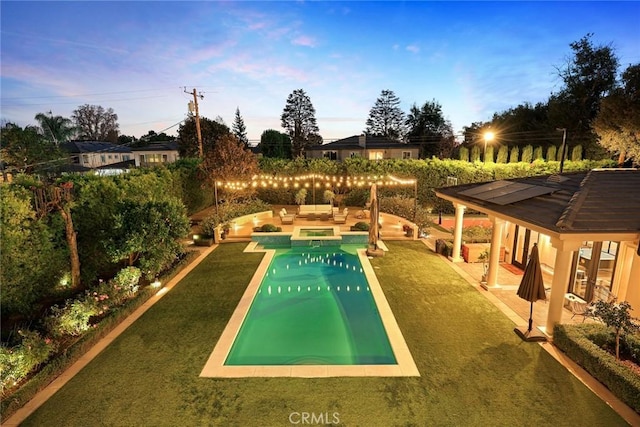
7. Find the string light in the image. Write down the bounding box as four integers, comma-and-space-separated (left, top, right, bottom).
215, 173, 416, 190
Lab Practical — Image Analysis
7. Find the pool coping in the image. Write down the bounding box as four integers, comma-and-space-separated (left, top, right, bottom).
199, 241, 419, 378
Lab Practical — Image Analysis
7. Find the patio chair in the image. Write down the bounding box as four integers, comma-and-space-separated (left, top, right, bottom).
279, 209, 295, 225
333, 208, 348, 224
570, 300, 591, 323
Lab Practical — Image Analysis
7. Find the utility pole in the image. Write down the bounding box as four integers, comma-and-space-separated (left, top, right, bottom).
186, 88, 204, 158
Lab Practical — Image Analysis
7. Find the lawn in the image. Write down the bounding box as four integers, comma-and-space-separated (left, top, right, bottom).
22, 242, 625, 426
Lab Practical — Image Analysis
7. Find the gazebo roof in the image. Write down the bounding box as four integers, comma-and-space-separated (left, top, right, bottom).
436, 169, 640, 235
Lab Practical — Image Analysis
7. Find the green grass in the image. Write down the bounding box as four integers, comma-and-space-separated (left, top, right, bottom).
22, 242, 626, 426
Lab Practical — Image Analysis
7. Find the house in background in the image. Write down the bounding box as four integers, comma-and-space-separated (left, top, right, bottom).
305, 135, 422, 160
436, 168, 640, 336
131, 141, 180, 167
62, 141, 179, 172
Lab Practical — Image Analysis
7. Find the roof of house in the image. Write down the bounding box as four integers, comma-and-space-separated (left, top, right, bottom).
130, 141, 179, 151
62, 141, 133, 154
435, 169, 640, 234
305, 135, 422, 151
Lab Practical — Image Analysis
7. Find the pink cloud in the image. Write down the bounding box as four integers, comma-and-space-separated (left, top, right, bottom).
291, 35, 316, 48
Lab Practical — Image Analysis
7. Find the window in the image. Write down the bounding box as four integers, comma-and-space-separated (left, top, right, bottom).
81, 154, 89, 164
122, 155, 130, 161
100, 154, 106, 163
368, 151, 384, 160
323, 151, 337, 160
402, 151, 411, 159
108, 154, 113, 160
162, 154, 168, 162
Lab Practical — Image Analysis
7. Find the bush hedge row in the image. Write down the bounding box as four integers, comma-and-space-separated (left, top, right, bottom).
553, 323, 640, 413
0, 250, 199, 421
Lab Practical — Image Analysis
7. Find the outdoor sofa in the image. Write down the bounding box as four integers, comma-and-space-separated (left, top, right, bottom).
296, 204, 333, 218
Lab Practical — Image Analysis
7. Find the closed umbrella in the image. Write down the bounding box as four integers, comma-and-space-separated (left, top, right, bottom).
514, 243, 547, 342
368, 184, 380, 251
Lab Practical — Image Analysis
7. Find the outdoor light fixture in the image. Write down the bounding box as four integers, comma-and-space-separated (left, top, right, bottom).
483, 131, 495, 163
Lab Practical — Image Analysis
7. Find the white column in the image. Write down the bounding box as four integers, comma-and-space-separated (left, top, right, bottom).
450, 203, 466, 262
483, 217, 505, 289
543, 238, 581, 336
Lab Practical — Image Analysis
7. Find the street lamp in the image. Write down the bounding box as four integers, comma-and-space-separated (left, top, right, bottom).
556, 128, 567, 173
483, 131, 495, 163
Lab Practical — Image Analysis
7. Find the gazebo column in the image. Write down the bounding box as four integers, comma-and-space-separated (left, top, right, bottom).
543, 238, 582, 336
482, 216, 505, 289
450, 203, 466, 262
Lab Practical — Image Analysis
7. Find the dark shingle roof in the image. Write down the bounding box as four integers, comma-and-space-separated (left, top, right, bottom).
130, 141, 179, 151
305, 135, 422, 151
63, 141, 132, 154
436, 169, 640, 234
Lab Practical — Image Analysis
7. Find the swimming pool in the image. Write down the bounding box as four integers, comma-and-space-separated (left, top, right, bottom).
225, 246, 396, 365
201, 242, 419, 377
297, 228, 335, 237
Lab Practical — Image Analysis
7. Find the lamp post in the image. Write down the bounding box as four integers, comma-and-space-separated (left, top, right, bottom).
483, 131, 495, 163
556, 128, 567, 173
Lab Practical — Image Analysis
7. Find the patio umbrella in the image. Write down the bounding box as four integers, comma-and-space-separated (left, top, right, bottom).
368, 183, 379, 250
514, 243, 548, 342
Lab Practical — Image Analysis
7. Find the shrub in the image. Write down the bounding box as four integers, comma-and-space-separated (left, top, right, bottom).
484, 145, 494, 163
554, 323, 640, 413
0, 330, 56, 393
509, 146, 519, 163
461, 225, 492, 243
200, 199, 273, 235
546, 145, 557, 162
470, 145, 480, 162
571, 144, 583, 161
260, 224, 282, 232
435, 239, 453, 257
352, 222, 370, 231
295, 188, 307, 205
458, 146, 469, 162
521, 145, 533, 163
379, 195, 415, 220
46, 294, 100, 337
496, 145, 508, 163
533, 146, 544, 160
592, 301, 640, 360
113, 266, 142, 298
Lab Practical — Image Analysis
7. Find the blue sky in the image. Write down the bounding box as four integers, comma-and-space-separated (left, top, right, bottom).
1, 1, 639, 142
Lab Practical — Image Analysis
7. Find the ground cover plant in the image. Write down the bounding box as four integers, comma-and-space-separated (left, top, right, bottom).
20, 243, 626, 426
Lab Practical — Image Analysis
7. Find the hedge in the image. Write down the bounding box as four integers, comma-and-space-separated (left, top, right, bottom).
0, 250, 199, 421
553, 323, 640, 413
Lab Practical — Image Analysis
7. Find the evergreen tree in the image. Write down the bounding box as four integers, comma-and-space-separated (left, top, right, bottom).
365, 89, 405, 140
281, 89, 321, 158
534, 146, 544, 160
232, 107, 249, 147
521, 145, 533, 163
497, 146, 508, 163
509, 146, 520, 163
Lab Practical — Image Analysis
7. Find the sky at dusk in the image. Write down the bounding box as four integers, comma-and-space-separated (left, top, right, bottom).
1, 1, 639, 143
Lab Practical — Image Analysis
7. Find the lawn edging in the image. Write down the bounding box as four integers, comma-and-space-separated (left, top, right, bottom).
553, 323, 640, 413
0, 250, 200, 420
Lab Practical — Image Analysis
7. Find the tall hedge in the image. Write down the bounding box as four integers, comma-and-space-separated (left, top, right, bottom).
496, 145, 508, 163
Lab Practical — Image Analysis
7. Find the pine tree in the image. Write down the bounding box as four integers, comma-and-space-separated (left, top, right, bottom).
281, 89, 321, 158
365, 89, 405, 140
232, 107, 249, 147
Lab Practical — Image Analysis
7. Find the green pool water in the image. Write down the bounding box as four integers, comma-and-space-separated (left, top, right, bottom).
225, 246, 397, 365
298, 228, 335, 237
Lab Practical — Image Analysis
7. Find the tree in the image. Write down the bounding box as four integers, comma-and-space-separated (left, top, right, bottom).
34, 111, 76, 145
259, 129, 292, 158
592, 300, 640, 360
199, 134, 259, 201
232, 107, 249, 147
0, 123, 65, 173
405, 100, 454, 158
549, 34, 619, 159
106, 198, 189, 276
176, 116, 231, 158
71, 104, 119, 142
281, 89, 320, 157
365, 89, 405, 140
0, 184, 67, 316
594, 63, 640, 165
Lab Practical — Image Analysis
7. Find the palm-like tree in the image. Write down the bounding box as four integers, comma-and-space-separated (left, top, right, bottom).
34, 111, 76, 145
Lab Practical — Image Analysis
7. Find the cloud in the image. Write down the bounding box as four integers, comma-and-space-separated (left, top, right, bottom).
406, 44, 420, 54
291, 35, 316, 47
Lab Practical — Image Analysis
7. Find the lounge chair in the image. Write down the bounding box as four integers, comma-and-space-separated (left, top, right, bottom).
333, 208, 348, 224
279, 208, 295, 225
